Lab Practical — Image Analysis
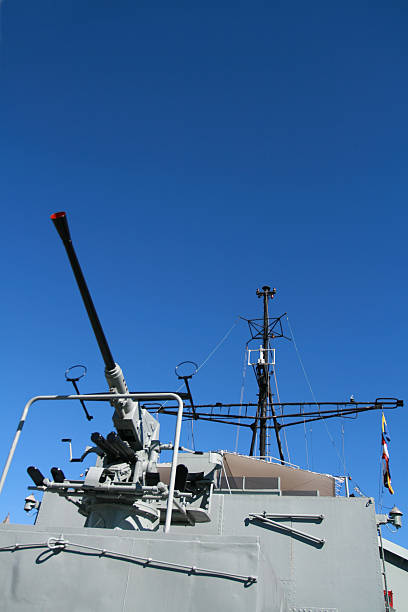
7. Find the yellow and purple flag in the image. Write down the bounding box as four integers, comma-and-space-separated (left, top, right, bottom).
382, 413, 394, 495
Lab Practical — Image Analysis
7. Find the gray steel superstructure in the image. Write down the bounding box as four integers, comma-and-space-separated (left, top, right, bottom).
0, 212, 405, 611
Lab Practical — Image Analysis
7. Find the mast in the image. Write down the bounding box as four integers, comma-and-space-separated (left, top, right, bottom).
249, 286, 285, 464
258, 286, 270, 457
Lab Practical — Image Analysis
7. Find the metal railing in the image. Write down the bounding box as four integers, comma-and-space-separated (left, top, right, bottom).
0, 392, 184, 533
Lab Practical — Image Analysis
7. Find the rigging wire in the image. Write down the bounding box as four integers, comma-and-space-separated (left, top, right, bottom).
286, 317, 310, 469
378, 454, 384, 513
340, 422, 346, 484
196, 318, 240, 375
309, 422, 314, 472
272, 365, 291, 462
234, 349, 248, 453
286, 315, 347, 474
266, 350, 271, 458
301, 405, 310, 470
378, 414, 385, 513
159, 317, 240, 421
189, 407, 196, 451
190, 317, 240, 449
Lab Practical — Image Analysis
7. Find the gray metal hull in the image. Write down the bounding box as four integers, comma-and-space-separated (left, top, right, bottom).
0, 491, 385, 611
0, 524, 285, 611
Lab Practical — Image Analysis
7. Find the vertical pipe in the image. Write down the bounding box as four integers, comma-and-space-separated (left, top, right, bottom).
378, 526, 391, 612
164, 396, 184, 533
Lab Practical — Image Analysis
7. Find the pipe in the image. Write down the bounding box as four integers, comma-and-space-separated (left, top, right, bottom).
249, 513, 325, 545
378, 526, 391, 612
164, 396, 184, 533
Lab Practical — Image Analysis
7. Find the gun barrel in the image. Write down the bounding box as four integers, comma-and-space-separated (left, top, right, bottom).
107, 432, 136, 462
91, 432, 120, 459
50, 212, 115, 372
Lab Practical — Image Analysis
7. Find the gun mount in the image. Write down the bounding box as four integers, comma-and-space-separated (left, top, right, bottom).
45, 213, 168, 530
50, 212, 159, 454
0, 214, 213, 535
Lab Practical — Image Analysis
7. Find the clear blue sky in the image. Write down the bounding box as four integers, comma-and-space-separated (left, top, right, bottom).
0, 1, 407, 546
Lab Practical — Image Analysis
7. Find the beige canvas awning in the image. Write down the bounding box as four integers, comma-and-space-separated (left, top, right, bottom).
222, 453, 336, 496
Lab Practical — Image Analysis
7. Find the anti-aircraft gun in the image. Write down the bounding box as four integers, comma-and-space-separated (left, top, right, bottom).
27, 212, 163, 529
50, 211, 158, 454
22, 213, 219, 531
50, 212, 162, 483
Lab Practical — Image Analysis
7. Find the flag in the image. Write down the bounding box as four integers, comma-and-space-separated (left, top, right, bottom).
382, 413, 394, 495
382, 413, 391, 442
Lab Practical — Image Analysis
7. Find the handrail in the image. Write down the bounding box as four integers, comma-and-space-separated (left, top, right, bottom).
0, 392, 184, 533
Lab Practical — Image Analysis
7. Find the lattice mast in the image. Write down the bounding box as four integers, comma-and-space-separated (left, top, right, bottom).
139, 287, 402, 465
248, 286, 285, 463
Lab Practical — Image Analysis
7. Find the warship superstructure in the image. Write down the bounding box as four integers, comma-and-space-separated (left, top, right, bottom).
0, 212, 405, 611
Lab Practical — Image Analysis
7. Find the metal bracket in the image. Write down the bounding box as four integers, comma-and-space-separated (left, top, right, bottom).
247, 347, 275, 366
0, 537, 257, 584
61, 439, 101, 463
248, 512, 325, 545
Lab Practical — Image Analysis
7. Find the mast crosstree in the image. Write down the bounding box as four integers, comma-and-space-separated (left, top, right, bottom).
145, 287, 402, 463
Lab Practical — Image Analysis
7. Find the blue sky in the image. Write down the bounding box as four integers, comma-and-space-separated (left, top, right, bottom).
0, 1, 407, 546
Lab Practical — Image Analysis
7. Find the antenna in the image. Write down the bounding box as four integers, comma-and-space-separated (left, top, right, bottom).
65, 365, 93, 421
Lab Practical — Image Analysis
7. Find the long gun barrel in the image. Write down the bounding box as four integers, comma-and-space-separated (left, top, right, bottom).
50, 212, 149, 449
50, 212, 115, 371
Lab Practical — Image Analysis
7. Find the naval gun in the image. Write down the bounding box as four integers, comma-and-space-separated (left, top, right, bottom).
50, 212, 159, 456
18, 213, 219, 532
